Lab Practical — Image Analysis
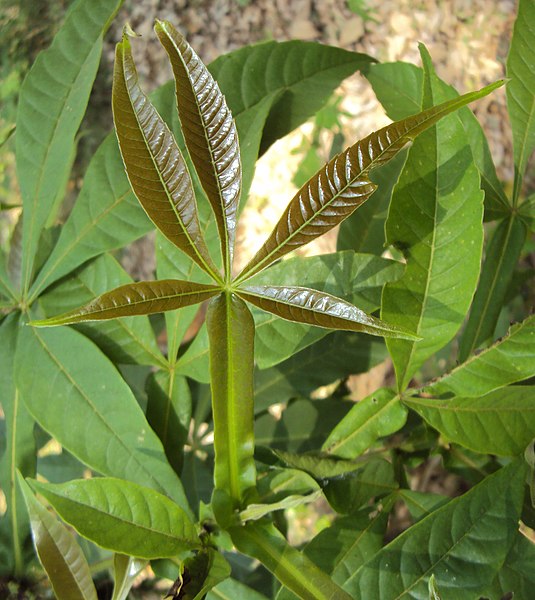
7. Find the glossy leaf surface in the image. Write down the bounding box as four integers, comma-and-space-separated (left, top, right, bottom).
113, 34, 219, 280
30, 478, 198, 559
343, 461, 526, 598
16, 0, 122, 294
239, 285, 416, 339
15, 325, 191, 513
32, 279, 219, 326
507, 0, 535, 200
156, 20, 241, 275
237, 77, 503, 281
323, 388, 407, 459
206, 293, 256, 506
382, 46, 484, 390
405, 387, 535, 456
229, 520, 352, 600
18, 475, 98, 600
424, 314, 535, 398
39, 253, 165, 366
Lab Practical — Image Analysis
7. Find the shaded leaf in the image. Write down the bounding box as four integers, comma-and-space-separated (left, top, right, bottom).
273, 450, 363, 481
31, 279, 219, 327
30, 478, 199, 559
206, 293, 256, 506
0, 249, 16, 301
322, 388, 407, 459
17, 474, 98, 600
237, 77, 503, 281
229, 520, 352, 600
16, 0, 122, 294
39, 253, 165, 366
382, 45, 485, 390
424, 314, 535, 398
113, 33, 220, 281
507, 0, 535, 200
458, 216, 527, 362
344, 461, 526, 598
7, 215, 23, 291
256, 469, 320, 505
239, 285, 416, 340
207, 577, 269, 600
405, 387, 535, 456
395, 490, 449, 522
112, 555, 147, 600
156, 20, 241, 276
16, 325, 191, 514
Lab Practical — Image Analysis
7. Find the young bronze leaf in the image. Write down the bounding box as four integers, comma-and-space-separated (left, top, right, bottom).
237, 79, 505, 282
155, 20, 241, 277
30, 280, 219, 326
112, 34, 221, 282
238, 285, 417, 340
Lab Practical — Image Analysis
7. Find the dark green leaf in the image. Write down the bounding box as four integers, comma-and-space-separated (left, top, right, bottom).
459, 216, 527, 362
343, 460, 526, 598
507, 0, 535, 201
229, 520, 352, 600
39, 253, 165, 366
322, 388, 407, 459
7, 215, 23, 291
18, 474, 98, 600
206, 293, 256, 506
239, 285, 416, 340
405, 387, 535, 456
237, 77, 503, 282
395, 490, 449, 522
156, 21, 241, 277
38, 450, 87, 485
0, 314, 35, 576
31, 279, 219, 327
30, 478, 199, 559
111, 555, 147, 600
16, 325, 191, 514
424, 314, 535, 398
113, 33, 220, 281
0, 249, 16, 301
382, 45, 485, 390
146, 370, 191, 474
16, 0, 122, 294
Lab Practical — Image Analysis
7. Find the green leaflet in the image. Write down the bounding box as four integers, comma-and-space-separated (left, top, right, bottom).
0, 315, 35, 577
111, 555, 147, 600
405, 387, 535, 456
229, 521, 352, 600
31, 279, 219, 326
507, 0, 535, 201
364, 61, 509, 219
113, 33, 220, 282
239, 285, 416, 340
206, 293, 256, 507
458, 215, 527, 362
424, 314, 535, 398
239, 490, 322, 523
322, 388, 407, 459
344, 460, 526, 599
16, 0, 122, 296
29, 478, 199, 559
17, 475, 98, 600
15, 325, 191, 515
207, 578, 269, 600
39, 253, 165, 367
272, 450, 362, 480
256, 469, 320, 505
236, 76, 503, 282
156, 20, 242, 278
382, 45, 485, 391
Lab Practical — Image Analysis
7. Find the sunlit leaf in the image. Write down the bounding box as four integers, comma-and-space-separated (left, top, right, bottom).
424, 314, 535, 398
29, 478, 199, 559
256, 469, 320, 505
15, 0, 122, 294
239, 489, 322, 522
405, 387, 535, 456
18, 474, 98, 600
156, 20, 241, 276
207, 578, 269, 600
237, 77, 503, 282
31, 279, 219, 326
239, 285, 417, 340
113, 33, 220, 281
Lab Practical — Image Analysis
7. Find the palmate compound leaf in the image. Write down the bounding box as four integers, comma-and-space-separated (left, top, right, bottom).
237, 285, 418, 339
155, 20, 241, 278
30, 280, 219, 327
28, 477, 199, 560
113, 33, 221, 283
236, 79, 505, 283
